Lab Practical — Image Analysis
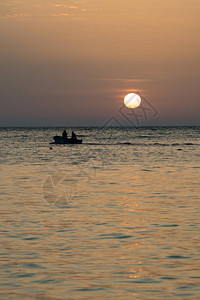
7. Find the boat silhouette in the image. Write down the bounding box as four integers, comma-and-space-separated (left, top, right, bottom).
51, 135, 82, 144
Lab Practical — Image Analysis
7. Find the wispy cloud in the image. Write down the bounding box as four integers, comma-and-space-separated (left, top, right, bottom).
0, 13, 31, 19
68, 6, 79, 10
99, 78, 151, 82
59, 13, 70, 17
54, 4, 68, 8
0, 1, 95, 19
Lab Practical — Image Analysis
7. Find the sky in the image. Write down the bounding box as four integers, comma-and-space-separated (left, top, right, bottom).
0, 0, 200, 126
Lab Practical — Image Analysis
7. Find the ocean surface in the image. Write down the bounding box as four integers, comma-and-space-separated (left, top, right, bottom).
0, 127, 199, 300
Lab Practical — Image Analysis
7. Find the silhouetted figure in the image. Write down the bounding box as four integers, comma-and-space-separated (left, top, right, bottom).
62, 130, 68, 140
71, 131, 77, 140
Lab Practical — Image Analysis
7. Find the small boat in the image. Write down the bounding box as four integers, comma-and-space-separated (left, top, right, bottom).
51, 135, 82, 144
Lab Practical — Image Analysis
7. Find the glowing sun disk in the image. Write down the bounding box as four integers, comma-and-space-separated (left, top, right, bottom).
124, 93, 141, 108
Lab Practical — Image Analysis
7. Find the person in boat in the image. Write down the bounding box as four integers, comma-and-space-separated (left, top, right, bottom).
62, 130, 68, 140
71, 131, 77, 140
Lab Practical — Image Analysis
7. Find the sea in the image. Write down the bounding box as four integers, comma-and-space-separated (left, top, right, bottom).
0, 127, 199, 300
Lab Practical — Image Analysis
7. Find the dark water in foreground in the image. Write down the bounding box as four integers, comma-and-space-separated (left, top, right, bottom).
0, 127, 200, 299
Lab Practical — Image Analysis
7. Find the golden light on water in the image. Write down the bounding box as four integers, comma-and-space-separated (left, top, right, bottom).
124, 93, 141, 109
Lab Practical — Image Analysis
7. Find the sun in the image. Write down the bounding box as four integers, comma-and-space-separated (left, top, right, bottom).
124, 93, 141, 109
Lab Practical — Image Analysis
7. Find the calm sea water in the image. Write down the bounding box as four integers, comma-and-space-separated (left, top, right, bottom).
0, 127, 199, 300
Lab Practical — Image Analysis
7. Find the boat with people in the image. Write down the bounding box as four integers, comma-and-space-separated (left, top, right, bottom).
50, 130, 82, 144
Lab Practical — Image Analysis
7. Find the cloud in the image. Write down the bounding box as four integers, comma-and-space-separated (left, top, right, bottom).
68, 6, 79, 9
59, 13, 70, 17
0, 13, 31, 19
54, 4, 68, 8
100, 78, 151, 82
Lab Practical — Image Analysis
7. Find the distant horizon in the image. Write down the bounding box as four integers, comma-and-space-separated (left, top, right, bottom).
0, 125, 199, 129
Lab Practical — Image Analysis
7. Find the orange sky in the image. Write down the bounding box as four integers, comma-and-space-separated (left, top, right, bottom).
0, 0, 200, 126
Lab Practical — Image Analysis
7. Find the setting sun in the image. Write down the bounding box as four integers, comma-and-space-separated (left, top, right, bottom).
124, 93, 141, 109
